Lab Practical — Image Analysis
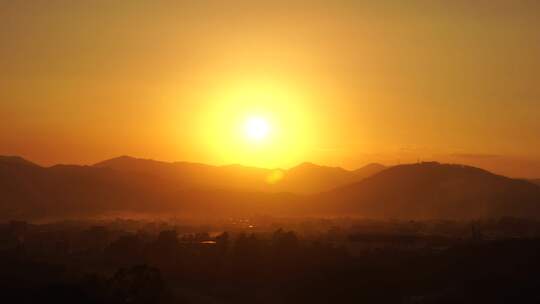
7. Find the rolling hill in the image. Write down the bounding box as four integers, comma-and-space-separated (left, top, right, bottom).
2, 156, 540, 221
94, 156, 385, 194
318, 162, 540, 219
0, 155, 382, 220
0, 156, 177, 220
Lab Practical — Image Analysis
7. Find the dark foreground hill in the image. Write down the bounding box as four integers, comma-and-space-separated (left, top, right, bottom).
317, 162, 540, 219
1, 156, 540, 220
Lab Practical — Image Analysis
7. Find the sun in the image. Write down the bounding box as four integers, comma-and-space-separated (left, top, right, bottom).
244, 116, 270, 141
197, 80, 316, 167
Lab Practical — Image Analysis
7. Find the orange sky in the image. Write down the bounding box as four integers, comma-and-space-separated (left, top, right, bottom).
1, 1, 540, 177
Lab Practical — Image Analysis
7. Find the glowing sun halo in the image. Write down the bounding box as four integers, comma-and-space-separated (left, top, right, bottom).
244, 116, 270, 141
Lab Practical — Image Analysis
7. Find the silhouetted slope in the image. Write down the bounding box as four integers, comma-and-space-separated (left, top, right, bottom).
278, 162, 371, 193
0, 156, 301, 220
2, 155, 379, 220
95, 156, 275, 192
0, 155, 40, 167
4, 156, 539, 220
0, 157, 176, 220
319, 162, 540, 219
353, 163, 386, 178
94, 156, 383, 194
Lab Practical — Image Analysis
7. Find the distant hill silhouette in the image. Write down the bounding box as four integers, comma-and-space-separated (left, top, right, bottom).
268, 162, 385, 194
0, 155, 40, 167
317, 162, 540, 219
94, 156, 384, 194
2, 156, 540, 220
0, 157, 177, 220
0, 155, 383, 220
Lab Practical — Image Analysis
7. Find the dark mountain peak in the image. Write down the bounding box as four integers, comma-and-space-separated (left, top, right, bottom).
290, 162, 347, 173
94, 155, 151, 167
351, 162, 499, 190
49, 164, 93, 170
95, 156, 212, 170
113, 155, 136, 161
220, 164, 272, 175
279, 162, 360, 194
353, 163, 387, 176
222, 163, 266, 170
2, 154, 540, 220
357, 163, 386, 170
326, 161, 540, 219
295, 161, 317, 168
0, 155, 40, 167
380, 162, 492, 178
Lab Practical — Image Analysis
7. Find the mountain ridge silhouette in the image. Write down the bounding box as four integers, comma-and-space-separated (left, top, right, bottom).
93, 155, 385, 194
317, 162, 540, 219
2, 156, 540, 221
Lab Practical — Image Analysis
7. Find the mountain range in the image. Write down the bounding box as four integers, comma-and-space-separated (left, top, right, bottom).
94, 156, 385, 194
1, 155, 540, 221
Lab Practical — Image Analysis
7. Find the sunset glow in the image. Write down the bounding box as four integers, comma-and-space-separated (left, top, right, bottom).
3, 2, 540, 301
1, 1, 540, 177
244, 116, 270, 142
193, 80, 317, 168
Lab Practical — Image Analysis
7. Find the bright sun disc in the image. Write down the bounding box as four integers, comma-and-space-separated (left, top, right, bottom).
244, 116, 270, 141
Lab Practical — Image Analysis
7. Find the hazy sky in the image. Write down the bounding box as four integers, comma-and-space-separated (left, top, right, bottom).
1, 1, 540, 177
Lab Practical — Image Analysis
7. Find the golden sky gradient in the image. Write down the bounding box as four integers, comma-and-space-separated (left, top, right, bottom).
1, 1, 540, 177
